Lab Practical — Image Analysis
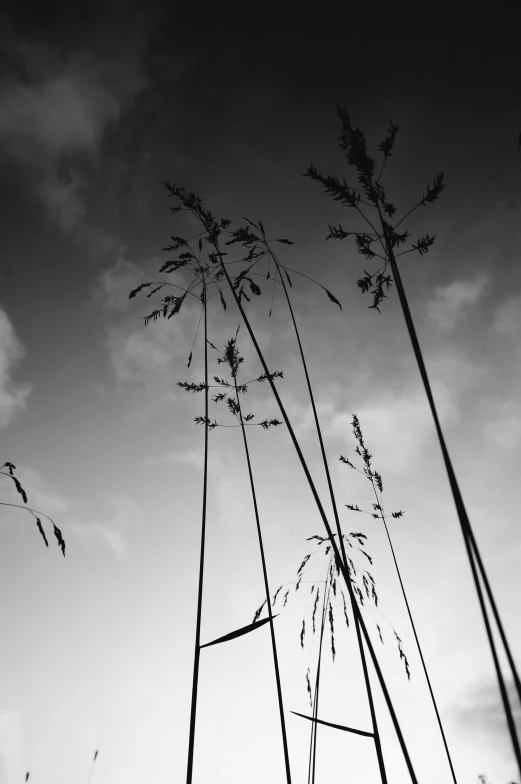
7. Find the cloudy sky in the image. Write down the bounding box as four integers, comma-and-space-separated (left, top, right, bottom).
0, 1, 520, 782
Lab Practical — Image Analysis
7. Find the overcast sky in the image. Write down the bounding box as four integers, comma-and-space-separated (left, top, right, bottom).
0, 2, 520, 782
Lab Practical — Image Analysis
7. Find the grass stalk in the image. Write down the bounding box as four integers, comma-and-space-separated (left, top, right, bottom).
306, 108, 521, 776
86, 750, 99, 784
262, 236, 387, 782
146, 185, 417, 780
230, 343, 292, 784
185, 280, 209, 784
308, 564, 332, 784
380, 225, 521, 777
346, 414, 458, 783
212, 244, 419, 783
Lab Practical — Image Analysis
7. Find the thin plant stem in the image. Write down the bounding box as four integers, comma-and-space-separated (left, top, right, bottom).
267, 242, 387, 783
186, 280, 209, 784
466, 522, 521, 704
379, 215, 521, 778
309, 564, 332, 784
213, 247, 419, 783
365, 460, 458, 783
232, 371, 293, 784
86, 751, 98, 784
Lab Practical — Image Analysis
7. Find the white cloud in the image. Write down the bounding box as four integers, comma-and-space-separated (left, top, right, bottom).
483, 399, 521, 451
426, 273, 488, 332
106, 317, 190, 387
69, 495, 141, 558
0, 307, 30, 429
492, 295, 521, 337
144, 447, 203, 470
95, 255, 167, 311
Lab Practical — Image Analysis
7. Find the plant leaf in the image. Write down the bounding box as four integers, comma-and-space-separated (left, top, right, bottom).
36, 518, 49, 548
129, 282, 154, 299
53, 524, 66, 557
200, 615, 278, 649
290, 712, 373, 738
13, 477, 27, 504
323, 287, 342, 310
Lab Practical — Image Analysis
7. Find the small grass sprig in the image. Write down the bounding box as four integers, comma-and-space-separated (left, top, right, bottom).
0, 462, 66, 556
342, 414, 460, 781
180, 331, 292, 784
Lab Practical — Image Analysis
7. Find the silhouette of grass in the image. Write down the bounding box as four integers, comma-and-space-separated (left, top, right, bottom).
0, 462, 66, 556
306, 107, 521, 778
342, 413, 459, 781
179, 330, 292, 783
134, 184, 419, 782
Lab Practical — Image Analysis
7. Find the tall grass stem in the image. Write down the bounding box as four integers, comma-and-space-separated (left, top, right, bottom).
213, 247, 419, 783
186, 281, 209, 784
267, 242, 387, 782
233, 371, 293, 783
380, 220, 521, 777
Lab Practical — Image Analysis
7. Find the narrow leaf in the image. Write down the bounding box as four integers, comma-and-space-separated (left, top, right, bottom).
53, 524, 66, 557
36, 518, 49, 548
323, 287, 342, 310
290, 712, 374, 738
13, 477, 27, 504
200, 615, 278, 649
129, 282, 154, 299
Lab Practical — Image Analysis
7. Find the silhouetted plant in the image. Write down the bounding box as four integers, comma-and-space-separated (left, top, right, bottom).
86, 750, 99, 784
254, 517, 412, 784
224, 217, 391, 779
0, 462, 66, 556
306, 107, 521, 778
157, 185, 419, 782
341, 413, 459, 781
178, 330, 292, 783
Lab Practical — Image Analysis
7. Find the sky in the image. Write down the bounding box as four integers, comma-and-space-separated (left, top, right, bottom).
0, 1, 520, 782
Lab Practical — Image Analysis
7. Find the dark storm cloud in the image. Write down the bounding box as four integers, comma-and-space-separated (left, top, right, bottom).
0, 1, 164, 242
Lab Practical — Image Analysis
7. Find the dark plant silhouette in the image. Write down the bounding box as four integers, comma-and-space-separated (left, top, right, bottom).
224, 216, 389, 780
147, 183, 419, 782
306, 107, 521, 778
253, 524, 409, 784
86, 750, 99, 784
178, 330, 292, 783
341, 413, 457, 782
0, 462, 66, 556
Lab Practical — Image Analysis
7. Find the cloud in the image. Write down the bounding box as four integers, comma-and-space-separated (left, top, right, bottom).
69, 495, 141, 558
0, 21, 148, 236
492, 295, 521, 338
455, 674, 521, 751
483, 399, 521, 450
426, 273, 488, 332
96, 257, 148, 311
0, 307, 31, 429
144, 447, 203, 470
106, 317, 190, 387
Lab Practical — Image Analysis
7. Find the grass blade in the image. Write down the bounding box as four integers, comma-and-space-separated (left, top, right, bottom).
200, 615, 278, 649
